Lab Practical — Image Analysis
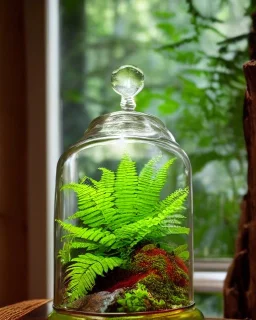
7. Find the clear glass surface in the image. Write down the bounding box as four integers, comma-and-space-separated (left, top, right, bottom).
53, 66, 197, 317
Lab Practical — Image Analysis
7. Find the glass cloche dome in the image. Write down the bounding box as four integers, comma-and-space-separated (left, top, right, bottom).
50, 66, 204, 320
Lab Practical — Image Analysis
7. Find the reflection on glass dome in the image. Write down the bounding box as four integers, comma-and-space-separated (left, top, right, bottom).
50, 66, 204, 320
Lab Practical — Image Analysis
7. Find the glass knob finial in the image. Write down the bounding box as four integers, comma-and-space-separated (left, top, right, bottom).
111, 65, 144, 111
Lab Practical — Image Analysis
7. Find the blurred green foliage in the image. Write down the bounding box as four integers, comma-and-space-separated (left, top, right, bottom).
60, 0, 251, 259
195, 292, 223, 317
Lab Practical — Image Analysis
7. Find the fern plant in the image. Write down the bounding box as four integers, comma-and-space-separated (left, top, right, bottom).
57, 154, 189, 302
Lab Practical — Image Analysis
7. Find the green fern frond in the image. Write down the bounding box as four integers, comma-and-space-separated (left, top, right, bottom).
136, 156, 161, 218
63, 183, 99, 222
78, 175, 92, 185
172, 244, 190, 260
150, 188, 189, 237
158, 187, 188, 210
70, 241, 99, 251
160, 226, 190, 234
114, 187, 189, 248
62, 183, 96, 202
58, 154, 190, 303
161, 218, 183, 225
158, 188, 189, 218
173, 244, 188, 255
58, 242, 71, 264
65, 169, 117, 227
160, 214, 186, 226
58, 241, 99, 265
177, 251, 189, 260
98, 168, 115, 190
56, 220, 116, 248
95, 168, 115, 217
66, 254, 123, 302
151, 225, 189, 239
136, 157, 176, 219
111, 154, 138, 228
153, 158, 176, 193
158, 243, 189, 260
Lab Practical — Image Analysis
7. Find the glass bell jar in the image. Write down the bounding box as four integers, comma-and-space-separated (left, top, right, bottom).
50, 65, 204, 320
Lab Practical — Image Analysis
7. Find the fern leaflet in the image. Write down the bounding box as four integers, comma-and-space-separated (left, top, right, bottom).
57, 220, 116, 248
66, 254, 123, 302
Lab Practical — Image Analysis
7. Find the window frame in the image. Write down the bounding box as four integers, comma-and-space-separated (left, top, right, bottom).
194, 259, 231, 292
26, 0, 60, 299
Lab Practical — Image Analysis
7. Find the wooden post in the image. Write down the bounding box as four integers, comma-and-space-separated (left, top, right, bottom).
0, 0, 28, 305
223, 61, 256, 319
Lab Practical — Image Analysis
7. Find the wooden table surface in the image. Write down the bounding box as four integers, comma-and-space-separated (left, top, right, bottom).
23, 301, 53, 319
0, 300, 224, 320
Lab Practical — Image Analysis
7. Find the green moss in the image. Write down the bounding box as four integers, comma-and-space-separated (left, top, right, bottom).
140, 244, 156, 252
130, 244, 189, 305
117, 283, 166, 312
139, 274, 189, 308
132, 252, 167, 275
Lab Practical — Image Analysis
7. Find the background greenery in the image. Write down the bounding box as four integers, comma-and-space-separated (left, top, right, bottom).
60, 0, 253, 316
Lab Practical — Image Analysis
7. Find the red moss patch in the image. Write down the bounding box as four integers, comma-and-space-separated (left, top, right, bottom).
108, 271, 152, 292
174, 256, 189, 274
107, 244, 189, 293
133, 245, 189, 288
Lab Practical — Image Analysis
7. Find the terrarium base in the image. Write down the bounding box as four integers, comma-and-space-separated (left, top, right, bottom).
48, 305, 204, 320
